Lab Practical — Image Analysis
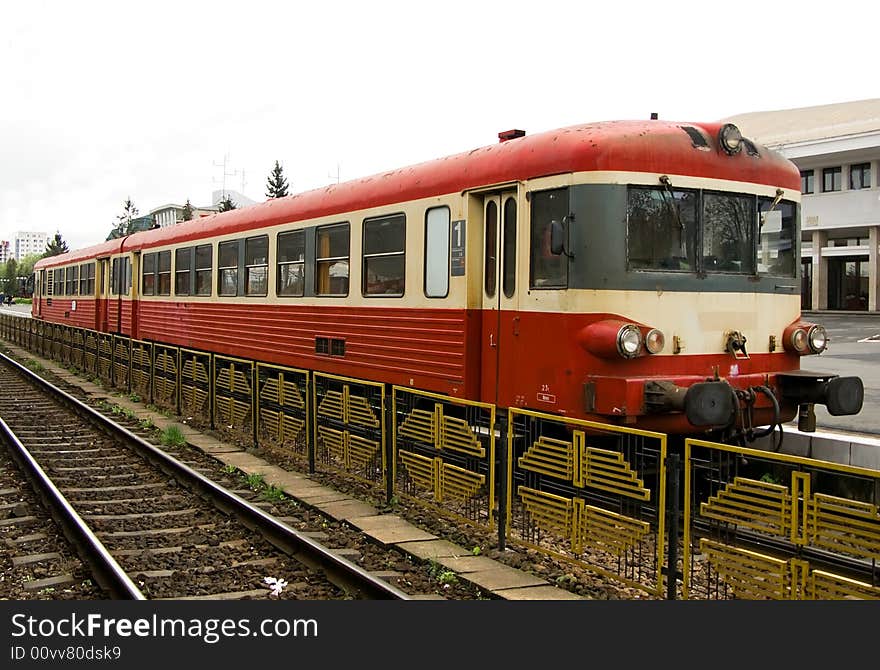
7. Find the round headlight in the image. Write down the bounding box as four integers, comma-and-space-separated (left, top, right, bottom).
790, 328, 808, 353
616, 324, 643, 358
808, 325, 828, 353
645, 328, 665, 354
719, 123, 743, 155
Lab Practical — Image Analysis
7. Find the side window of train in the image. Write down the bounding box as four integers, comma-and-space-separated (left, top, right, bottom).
277, 230, 305, 297
157, 251, 171, 296
316, 223, 349, 297
79, 263, 95, 296
175, 247, 192, 296
529, 187, 570, 288
245, 235, 269, 296
53, 268, 65, 296
218, 240, 239, 297
195, 244, 212, 296
142, 253, 156, 296
363, 213, 405, 296
66, 265, 79, 296
425, 206, 450, 298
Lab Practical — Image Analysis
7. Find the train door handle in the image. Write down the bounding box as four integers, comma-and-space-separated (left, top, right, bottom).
489, 333, 497, 348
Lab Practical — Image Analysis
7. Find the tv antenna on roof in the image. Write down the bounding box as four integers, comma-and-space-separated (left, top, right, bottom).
213, 152, 239, 198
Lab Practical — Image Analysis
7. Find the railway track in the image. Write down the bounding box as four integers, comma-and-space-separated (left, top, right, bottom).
0, 351, 413, 600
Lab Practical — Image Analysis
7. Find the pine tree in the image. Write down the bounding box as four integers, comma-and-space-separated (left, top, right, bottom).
265, 160, 289, 199
107, 198, 139, 240
218, 195, 237, 212
182, 199, 194, 221
44, 231, 70, 256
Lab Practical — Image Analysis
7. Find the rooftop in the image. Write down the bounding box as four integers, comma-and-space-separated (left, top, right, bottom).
724, 98, 880, 148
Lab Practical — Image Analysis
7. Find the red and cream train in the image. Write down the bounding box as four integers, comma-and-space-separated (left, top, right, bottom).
32, 119, 864, 443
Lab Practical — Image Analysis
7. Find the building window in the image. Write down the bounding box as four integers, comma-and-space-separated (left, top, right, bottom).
315, 223, 349, 296
822, 167, 841, 192
218, 240, 239, 296
245, 235, 268, 296
195, 244, 212, 296
424, 207, 450, 298
277, 230, 305, 297
363, 214, 405, 296
850, 163, 871, 190
800, 170, 814, 194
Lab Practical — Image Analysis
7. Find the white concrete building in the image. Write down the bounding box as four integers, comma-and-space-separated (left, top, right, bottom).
0, 240, 10, 264
13, 231, 48, 261
726, 99, 880, 311
149, 202, 220, 228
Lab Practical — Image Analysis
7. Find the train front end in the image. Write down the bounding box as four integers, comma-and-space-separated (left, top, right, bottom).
511, 120, 863, 444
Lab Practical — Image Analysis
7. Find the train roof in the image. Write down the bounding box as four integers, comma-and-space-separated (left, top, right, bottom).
35, 119, 799, 269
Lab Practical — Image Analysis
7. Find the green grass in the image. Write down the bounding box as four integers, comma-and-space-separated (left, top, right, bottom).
245, 472, 265, 491
160, 425, 187, 447
260, 484, 286, 502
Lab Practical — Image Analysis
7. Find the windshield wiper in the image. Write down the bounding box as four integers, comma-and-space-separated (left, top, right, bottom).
760, 188, 785, 230
659, 175, 685, 252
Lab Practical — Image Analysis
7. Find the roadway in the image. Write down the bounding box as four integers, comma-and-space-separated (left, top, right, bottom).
798, 311, 880, 436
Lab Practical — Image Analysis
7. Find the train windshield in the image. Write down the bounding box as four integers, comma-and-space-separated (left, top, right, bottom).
626, 186, 796, 277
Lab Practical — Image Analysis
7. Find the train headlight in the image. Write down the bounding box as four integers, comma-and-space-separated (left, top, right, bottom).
789, 327, 809, 353
645, 328, 665, 354
718, 123, 743, 155
808, 325, 828, 354
617, 324, 643, 358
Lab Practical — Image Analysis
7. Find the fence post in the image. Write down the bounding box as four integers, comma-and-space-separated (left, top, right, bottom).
496, 410, 507, 551
665, 451, 681, 600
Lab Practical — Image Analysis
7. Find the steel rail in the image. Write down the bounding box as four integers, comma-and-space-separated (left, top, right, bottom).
0, 351, 411, 600
0, 415, 146, 599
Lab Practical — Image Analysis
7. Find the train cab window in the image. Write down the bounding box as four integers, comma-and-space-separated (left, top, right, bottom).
157, 250, 171, 295
530, 188, 570, 288
757, 197, 797, 277
425, 206, 450, 298
363, 214, 405, 296
53, 268, 64, 296
626, 186, 698, 272
80, 262, 95, 296
701, 192, 755, 274
316, 223, 349, 296
245, 235, 269, 296
142, 253, 156, 296
195, 244, 212, 296
218, 240, 239, 296
66, 266, 78, 296
277, 230, 305, 297
175, 247, 192, 296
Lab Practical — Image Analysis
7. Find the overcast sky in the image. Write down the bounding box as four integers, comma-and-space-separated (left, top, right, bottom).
2, 0, 877, 252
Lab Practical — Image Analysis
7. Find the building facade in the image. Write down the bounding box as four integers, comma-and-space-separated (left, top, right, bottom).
149, 202, 220, 228
12, 231, 48, 261
728, 99, 880, 311
0, 240, 9, 264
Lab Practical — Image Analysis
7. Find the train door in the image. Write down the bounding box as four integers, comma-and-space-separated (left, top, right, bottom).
97, 258, 109, 332
35, 269, 44, 317
480, 190, 519, 404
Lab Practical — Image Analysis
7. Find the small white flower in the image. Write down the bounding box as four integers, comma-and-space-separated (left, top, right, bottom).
264, 576, 288, 597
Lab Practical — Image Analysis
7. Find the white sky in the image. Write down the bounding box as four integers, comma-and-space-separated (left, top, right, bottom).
2, 0, 877, 252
